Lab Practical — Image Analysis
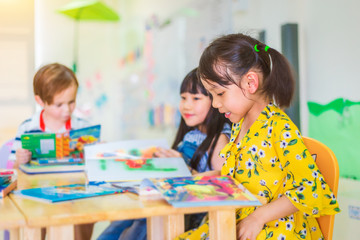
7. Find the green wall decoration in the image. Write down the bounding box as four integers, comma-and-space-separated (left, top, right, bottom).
308, 98, 360, 180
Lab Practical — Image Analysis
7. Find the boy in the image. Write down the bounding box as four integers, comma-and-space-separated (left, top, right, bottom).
9, 63, 89, 168
9, 63, 93, 240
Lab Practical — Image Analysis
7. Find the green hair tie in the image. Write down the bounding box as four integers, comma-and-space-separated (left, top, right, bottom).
254, 44, 270, 52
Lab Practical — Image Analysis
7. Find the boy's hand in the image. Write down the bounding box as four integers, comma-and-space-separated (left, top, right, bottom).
15, 149, 32, 166
152, 147, 182, 158
236, 213, 264, 240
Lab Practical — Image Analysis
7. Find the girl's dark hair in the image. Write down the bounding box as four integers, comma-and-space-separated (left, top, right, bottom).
172, 68, 230, 170
198, 33, 295, 108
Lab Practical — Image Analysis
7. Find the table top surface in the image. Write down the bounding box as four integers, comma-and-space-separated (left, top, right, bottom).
0, 195, 26, 229
10, 170, 254, 228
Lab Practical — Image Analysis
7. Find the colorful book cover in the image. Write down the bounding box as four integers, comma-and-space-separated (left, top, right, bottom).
13, 182, 121, 203
0, 169, 17, 198
140, 175, 262, 208
86, 157, 191, 182
21, 125, 101, 161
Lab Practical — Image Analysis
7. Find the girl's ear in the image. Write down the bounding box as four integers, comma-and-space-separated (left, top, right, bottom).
244, 71, 259, 94
34, 95, 45, 107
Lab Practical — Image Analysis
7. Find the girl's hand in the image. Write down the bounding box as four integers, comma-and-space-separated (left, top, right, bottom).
237, 213, 264, 240
15, 149, 32, 167
152, 147, 182, 158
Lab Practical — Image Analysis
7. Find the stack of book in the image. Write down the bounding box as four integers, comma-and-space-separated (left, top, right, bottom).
0, 169, 17, 198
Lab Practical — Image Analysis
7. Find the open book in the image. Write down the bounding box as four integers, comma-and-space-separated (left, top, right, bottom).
140, 175, 262, 208
86, 157, 191, 182
84, 139, 191, 182
21, 124, 101, 161
19, 125, 100, 174
13, 182, 121, 203
0, 169, 17, 198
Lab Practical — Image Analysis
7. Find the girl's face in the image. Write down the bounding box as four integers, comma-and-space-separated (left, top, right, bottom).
39, 84, 77, 123
179, 92, 211, 130
201, 76, 254, 123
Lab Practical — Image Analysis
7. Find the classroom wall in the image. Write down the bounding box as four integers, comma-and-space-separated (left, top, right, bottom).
0, 0, 34, 145
35, 0, 233, 144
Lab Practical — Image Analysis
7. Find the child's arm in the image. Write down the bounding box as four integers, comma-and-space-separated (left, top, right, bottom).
237, 195, 298, 240
210, 133, 230, 170
193, 170, 220, 176
152, 147, 182, 158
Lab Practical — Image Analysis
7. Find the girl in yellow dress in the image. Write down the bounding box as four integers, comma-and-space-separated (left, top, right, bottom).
176, 33, 340, 240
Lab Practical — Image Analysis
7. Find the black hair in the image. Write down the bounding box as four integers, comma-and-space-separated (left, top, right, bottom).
172, 68, 230, 171
198, 33, 295, 108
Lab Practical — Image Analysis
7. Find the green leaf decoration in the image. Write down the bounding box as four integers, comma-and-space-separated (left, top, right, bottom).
237, 169, 244, 174
308, 164, 315, 169
297, 193, 305, 200
284, 150, 290, 156
302, 150, 307, 158
288, 139, 297, 146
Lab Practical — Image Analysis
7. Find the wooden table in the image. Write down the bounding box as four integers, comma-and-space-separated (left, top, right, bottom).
10, 171, 258, 240
0, 195, 26, 240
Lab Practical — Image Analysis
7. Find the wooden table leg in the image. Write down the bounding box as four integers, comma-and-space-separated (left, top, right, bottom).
147, 216, 164, 240
47, 225, 74, 240
22, 227, 41, 240
148, 214, 184, 240
9, 228, 19, 240
209, 210, 236, 240
163, 214, 184, 240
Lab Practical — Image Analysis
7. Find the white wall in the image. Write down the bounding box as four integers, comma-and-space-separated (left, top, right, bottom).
232, 0, 360, 135
0, 0, 34, 144
35, 0, 124, 141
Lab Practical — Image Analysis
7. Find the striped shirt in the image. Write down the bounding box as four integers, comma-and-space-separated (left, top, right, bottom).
9, 111, 90, 161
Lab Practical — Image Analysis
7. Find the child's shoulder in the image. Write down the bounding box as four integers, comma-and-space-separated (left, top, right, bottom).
17, 112, 42, 134
265, 104, 299, 132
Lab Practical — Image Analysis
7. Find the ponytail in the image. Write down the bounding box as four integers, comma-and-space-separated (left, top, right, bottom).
262, 47, 295, 108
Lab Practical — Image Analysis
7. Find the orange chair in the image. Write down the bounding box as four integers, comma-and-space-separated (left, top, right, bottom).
302, 136, 339, 240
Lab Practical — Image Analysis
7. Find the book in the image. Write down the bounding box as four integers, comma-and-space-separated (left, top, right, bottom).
19, 162, 84, 174
21, 124, 101, 160
84, 139, 191, 182
13, 182, 122, 203
139, 175, 262, 208
85, 157, 191, 182
84, 138, 169, 160
0, 169, 17, 198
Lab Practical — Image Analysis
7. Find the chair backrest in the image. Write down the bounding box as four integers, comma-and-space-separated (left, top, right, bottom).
0, 138, 14, 169
302, 136, 339, 240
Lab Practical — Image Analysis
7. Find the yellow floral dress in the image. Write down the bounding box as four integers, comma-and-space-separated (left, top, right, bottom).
175, 103, 340, 240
